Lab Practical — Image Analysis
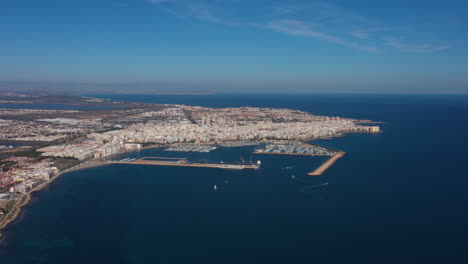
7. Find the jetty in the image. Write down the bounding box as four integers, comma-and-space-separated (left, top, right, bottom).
308, 151, 346, 176
108, 157, 260, 170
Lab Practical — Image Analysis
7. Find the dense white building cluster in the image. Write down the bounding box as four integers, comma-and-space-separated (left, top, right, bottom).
2, 103, 381, 165
34, 105, 378, 160
0, 158, 59, 194
38, 140, 141, 160
186, 106, 329, 126
93, 119, 362, 143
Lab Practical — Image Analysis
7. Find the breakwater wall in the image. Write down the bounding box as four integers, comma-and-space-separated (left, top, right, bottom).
308, 151, 346, 176
109, 158, 259, 170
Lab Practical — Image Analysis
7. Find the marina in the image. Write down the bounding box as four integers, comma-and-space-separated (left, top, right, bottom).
219, 141, 261, 147
254, 142, 336, 156
253, 142, 345, 176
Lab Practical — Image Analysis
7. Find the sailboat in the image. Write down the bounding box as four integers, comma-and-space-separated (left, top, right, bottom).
214, 185, 218, 190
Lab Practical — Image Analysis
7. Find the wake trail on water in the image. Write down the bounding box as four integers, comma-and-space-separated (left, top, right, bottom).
302, 183, 329, 189
288, 174, 329, 193
291, 175, 323, 184
300, 183, 329, 193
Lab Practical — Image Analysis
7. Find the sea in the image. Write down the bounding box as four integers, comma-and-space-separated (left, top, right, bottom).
1, 94, 468, 263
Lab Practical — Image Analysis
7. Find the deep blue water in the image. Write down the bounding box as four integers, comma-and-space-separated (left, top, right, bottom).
1, 94, 468, 263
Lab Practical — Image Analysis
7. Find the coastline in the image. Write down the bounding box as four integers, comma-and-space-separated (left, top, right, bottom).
108, 92, 216, 95
0, 159, 108, 241
0, 194, 31, 240
0, 137, 368, 240
0, 144, 166, 240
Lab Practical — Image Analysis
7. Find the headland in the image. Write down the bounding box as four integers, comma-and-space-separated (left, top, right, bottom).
0, 95, 381, 238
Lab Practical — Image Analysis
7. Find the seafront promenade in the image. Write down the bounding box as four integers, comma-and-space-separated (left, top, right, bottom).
254, 152, 330, 156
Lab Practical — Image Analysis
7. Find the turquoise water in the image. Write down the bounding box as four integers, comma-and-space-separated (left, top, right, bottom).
1, 94, 468, 263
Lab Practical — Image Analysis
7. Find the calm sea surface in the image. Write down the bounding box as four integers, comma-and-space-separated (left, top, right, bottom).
1, 94, 468, 263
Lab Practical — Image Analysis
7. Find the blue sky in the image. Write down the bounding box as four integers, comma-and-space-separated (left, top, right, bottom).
1, 0, 467, 93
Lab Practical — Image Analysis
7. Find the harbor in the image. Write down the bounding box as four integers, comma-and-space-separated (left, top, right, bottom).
107, 141, 345, 176
109, 157, 260, 170
253, 142, 345, 176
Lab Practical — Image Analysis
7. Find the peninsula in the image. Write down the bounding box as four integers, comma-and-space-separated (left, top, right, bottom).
0, 95, 381, 238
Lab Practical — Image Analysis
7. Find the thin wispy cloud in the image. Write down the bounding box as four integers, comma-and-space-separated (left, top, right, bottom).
148, 0, 170, 3
267, 20, 377, 52
384, 37, 450, 53
351, 30, 370, 40
147, 0, 449, 53
271, 1, 369, 24
350, 28, 391, 40
148, 0, 227, 24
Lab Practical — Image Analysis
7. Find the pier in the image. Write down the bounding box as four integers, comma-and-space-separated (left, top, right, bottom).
308, 151, 346, 176
108, 157, 260, 170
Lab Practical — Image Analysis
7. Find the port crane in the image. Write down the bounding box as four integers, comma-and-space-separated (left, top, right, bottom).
239, 156, 262, 166
240, 156, 246, 164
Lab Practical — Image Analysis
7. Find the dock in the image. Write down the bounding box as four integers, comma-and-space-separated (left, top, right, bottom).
108, 157, 260, 170
308, 151, 346, 176
139, 157, 187, 160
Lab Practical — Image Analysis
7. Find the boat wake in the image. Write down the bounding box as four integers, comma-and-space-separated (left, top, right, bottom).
291, 175, 323, 184
289, 174, 328, 192
300, 183, 329, 193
